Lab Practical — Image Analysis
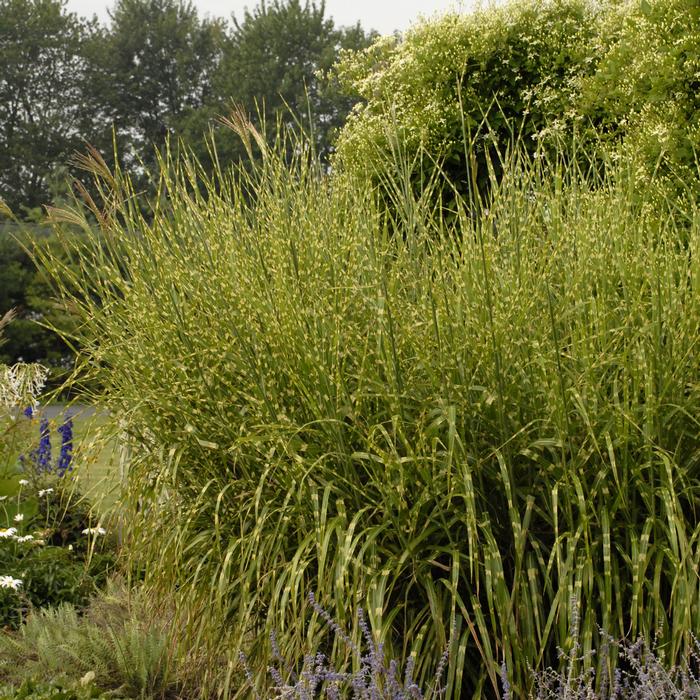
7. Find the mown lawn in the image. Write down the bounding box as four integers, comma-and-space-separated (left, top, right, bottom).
66, 406, 123, 514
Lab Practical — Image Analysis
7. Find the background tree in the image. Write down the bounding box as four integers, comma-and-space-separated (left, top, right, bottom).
84, 0, 224, 174
209, 0, 376, 163
0, 0, 94, 216
0, 227, 75, 372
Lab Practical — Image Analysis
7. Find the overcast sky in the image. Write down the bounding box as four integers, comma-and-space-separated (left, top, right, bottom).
65, 0, 483, 35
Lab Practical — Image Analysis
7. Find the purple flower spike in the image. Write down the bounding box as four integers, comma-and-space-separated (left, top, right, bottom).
34, 417, 52, 473
57, 416, 73, 476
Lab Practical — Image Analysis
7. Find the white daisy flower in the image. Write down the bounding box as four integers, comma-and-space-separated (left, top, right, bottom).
13, 513, 24, 522
18, 479, 29, 487
14, 535, 34, 543
0, 496, 7, 502
82, 526, 106, 536
0, 528, 18, 538
0, 575, 22, 590
38, 488, 54, 497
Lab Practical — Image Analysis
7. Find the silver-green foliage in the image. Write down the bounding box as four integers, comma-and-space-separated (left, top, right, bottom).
38, 129, 700, 698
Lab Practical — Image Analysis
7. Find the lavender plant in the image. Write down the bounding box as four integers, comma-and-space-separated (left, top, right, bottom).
528, 634, 700, 699
241, 593, 449, 700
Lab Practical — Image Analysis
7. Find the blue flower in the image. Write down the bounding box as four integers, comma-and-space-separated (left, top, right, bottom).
31, 417, 52, 473
56, 416, 73, 476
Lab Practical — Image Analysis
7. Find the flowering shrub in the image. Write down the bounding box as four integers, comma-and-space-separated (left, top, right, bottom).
334, 0, 601, 213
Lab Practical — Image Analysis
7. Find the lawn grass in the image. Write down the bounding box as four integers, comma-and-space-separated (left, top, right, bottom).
66, 407, 123, 514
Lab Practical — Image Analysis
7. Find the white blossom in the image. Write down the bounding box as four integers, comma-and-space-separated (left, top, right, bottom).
0, 363, 48, 410
38, 488, 54, 497
13, 513, 24, 522
14, 535, 33, 543
18, 479, 29, 487
0, 528, 18, 539
82, 527, 106, 536
0, 575, 22, 590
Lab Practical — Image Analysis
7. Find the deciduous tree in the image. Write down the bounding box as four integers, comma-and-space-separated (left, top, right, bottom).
0, 0, 93, 215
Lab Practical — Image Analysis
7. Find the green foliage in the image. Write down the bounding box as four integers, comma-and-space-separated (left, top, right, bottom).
334, 0, 601, 212
37, 127, 700, 697
0, 679, 110, 700
0, 582, 177, 699
0, 0, 94, 215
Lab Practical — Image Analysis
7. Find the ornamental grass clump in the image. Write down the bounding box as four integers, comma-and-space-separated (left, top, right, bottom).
37, 120, 700, 698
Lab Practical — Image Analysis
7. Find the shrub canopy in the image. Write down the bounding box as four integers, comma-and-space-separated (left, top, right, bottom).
334, 0, 699, 210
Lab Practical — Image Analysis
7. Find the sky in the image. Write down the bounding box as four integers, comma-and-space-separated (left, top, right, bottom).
65, 0, 481, 36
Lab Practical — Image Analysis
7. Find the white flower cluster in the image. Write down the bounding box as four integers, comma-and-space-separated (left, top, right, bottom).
38, 488, 54, 497
0, 362, 48, 411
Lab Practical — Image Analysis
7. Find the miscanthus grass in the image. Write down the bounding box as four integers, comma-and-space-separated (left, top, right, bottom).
37, 123, 700, 698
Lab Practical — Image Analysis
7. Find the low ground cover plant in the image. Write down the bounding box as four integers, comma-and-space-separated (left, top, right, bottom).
0, 580, 176, 699
0, 680, 112, 700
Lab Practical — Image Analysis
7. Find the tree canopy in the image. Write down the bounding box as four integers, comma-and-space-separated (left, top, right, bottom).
0, 0, 375, 368
0, 0, 93, 215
